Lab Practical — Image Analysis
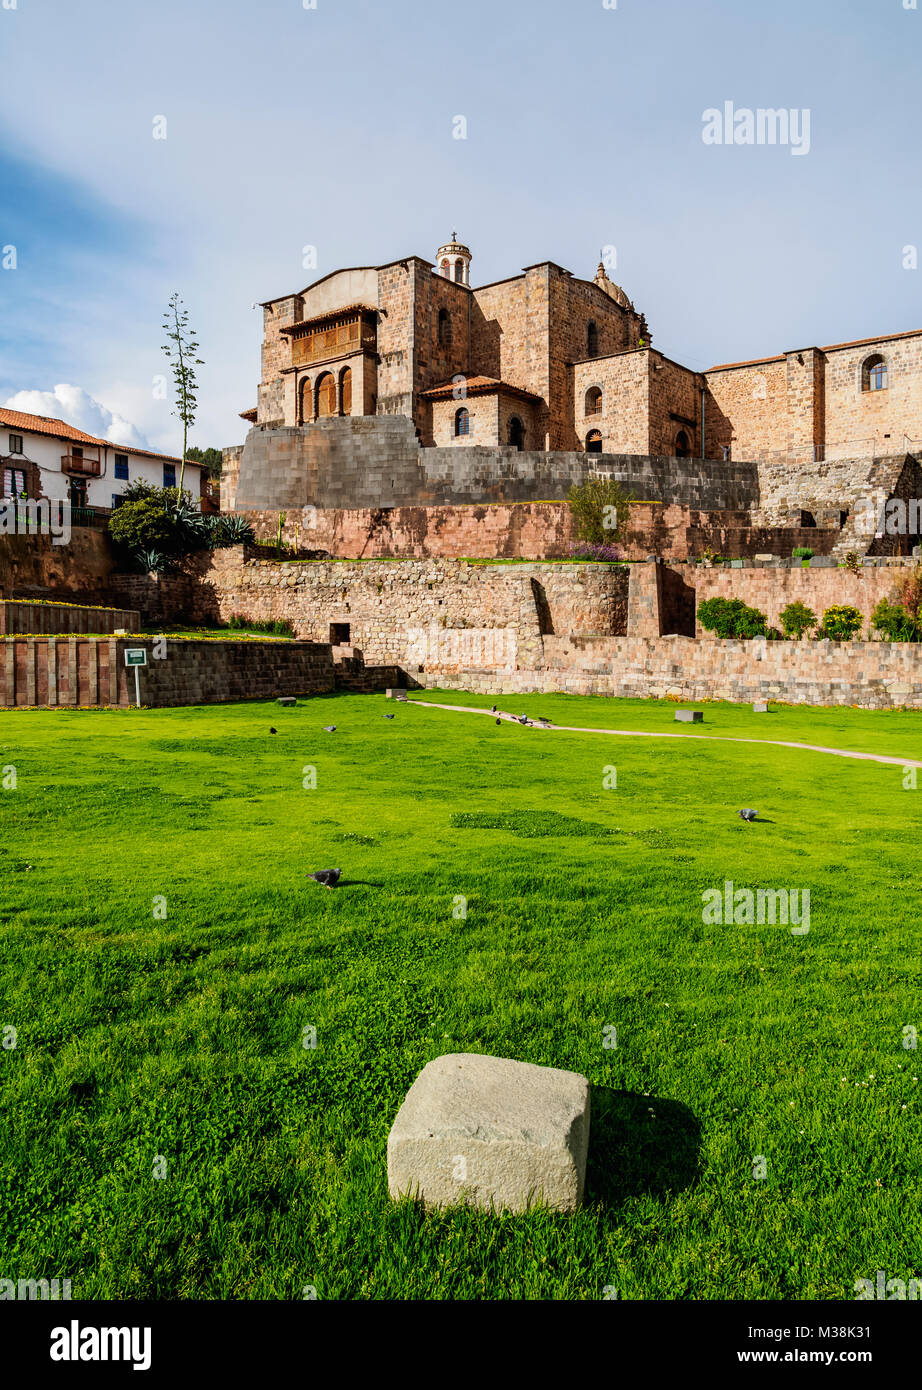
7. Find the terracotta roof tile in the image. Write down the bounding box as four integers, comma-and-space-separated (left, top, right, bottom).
0, 407, 194, 467
421, 376, 543, 403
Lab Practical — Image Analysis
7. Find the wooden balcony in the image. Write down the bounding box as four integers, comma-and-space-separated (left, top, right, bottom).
61, 454, 102, 476
291, 324, 377, 368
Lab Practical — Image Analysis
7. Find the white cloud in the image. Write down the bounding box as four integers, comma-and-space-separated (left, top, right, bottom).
2, 384, 150, 449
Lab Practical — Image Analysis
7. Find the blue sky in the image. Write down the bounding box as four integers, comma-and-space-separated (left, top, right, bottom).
1, 0, 920, 452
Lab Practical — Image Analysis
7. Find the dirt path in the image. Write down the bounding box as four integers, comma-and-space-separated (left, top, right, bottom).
407, 700, 922, 769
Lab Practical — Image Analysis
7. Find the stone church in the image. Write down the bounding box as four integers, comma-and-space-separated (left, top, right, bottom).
247, 234, 922, 468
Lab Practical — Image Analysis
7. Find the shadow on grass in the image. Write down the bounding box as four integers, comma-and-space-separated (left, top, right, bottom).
586, 1086, 701, 1208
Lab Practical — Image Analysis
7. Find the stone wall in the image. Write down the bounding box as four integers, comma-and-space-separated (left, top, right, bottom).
0, 529, 114, 601
691, 562, 907, 635
201, 553, 629, 669
0, 636, 337, 707
419, 635, 922, 709
235, 415, 761, 513
0, 600, 139, 635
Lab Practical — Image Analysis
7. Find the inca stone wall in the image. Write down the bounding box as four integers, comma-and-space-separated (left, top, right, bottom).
420, 635, 922, 709
235, 416, 761, 513
0, 636, 337, 708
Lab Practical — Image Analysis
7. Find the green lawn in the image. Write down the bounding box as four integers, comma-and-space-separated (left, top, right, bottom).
0, 692, 920, 1300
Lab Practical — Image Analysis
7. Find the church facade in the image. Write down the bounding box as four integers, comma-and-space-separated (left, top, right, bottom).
249, 237, 922, 468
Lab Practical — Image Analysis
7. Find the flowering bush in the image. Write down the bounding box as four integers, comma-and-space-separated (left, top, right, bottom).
819, 605, 863, 641
569, 542, 624, 562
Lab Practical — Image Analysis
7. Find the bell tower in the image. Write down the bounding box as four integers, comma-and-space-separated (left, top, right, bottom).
436, 232, 472, 286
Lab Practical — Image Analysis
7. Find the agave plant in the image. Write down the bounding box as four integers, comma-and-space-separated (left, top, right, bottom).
213, 513, 256, 548
169, 499, 210, 547
133, 548, 171, 575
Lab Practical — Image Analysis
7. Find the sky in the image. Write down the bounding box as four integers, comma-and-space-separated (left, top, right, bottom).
1, 0, 920, 454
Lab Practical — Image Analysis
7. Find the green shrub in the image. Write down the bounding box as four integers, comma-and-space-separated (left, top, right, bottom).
870, 597, 921, 642
819, 605, 863, 641
108, 500, 177, 555
224, 613, 295, 637
697, 596, 768, 639
566, 477, 633, 544
792, 547, 814, 560
779, 600, 817, 640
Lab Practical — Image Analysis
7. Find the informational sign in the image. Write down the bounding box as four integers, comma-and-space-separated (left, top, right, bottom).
123, 648, 147, 707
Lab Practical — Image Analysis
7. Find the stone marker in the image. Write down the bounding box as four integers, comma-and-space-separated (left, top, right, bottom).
386, 688, 407, 701
387, 1053, 591, 1214
675, 709, 703, 722
277, 696, 297, 706
753, 701, 768, 713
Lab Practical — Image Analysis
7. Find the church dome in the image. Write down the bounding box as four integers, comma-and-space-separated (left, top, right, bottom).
594, 261, 633, 310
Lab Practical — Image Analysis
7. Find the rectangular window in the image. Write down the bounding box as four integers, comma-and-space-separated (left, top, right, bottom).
114, 454, 129, 480
2, 467, 26, 499
163, 464, 176, 488
8, 434, 23, 454
112, 494, 125, 509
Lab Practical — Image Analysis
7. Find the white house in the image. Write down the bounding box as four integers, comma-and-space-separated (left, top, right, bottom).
0, 408, 204, 515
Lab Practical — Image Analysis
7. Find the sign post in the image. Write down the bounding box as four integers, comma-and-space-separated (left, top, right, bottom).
124, 648, 147, 708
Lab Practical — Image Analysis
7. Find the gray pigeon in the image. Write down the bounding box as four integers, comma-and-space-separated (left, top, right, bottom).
308, 868, 342, 890
518, 715, 529, 725
738, 809, 758, 822
323, 725, 336, 733
491, 705, 497, 713
384, 714, 395, 719
269, 728, 277, 734
495, 718, 501, 725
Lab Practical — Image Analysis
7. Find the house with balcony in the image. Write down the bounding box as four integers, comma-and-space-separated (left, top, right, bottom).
0, 408, 204, 525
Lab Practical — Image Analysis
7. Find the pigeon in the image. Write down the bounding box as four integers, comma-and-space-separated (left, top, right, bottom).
269, 727, 277, 734
738, 809, 758, 823
384, 714, 395, 719
323, 725, 336, 733
518, 715, 529, 725
491, 705, 497, 713
308, 868, 342, 890
495, 718, 501, 725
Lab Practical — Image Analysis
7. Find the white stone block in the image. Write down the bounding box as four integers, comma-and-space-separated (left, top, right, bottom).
387, 1053, 590, 1214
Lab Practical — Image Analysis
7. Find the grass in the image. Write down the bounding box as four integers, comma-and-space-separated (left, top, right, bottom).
0, 691, 920, 1300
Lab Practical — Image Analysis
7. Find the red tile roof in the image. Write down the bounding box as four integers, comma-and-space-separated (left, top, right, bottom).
0, 408, 108, 447
0, 407, 196, 467
280, 305, 377, 335
421, 376, 543, 403
239, 407, 258, 422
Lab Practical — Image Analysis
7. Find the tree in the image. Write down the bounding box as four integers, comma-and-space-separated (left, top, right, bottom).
566, 476, 633, 544
185, 446, 223, 478
162, 292, 204, 496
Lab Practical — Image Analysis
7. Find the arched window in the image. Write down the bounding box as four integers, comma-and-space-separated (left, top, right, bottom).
508, 416, 525, 450
339, 366, 352, 415
587, 321, 599, 358
862, 354, 888, 392
299, 377, 313, 424
316, 372, 336, 417
440, 259, 450, 277
585, 386, 602, 416
454, 260, 464, 283
438, 308, 453, 348
455, 407, 470, 437
675, 430, 690, 457
586, 430, 603, 453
